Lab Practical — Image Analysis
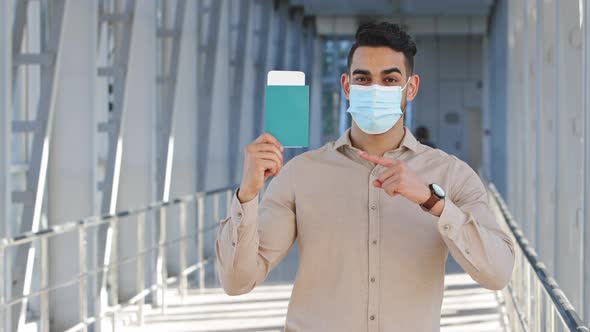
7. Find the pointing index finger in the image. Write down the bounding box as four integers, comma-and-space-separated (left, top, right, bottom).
357, 150, 394, 167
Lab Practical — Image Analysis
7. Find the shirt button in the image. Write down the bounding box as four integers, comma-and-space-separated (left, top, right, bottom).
372, 240, 377, 245
232, 241, 236, 247
370, 203, 377, 210
443, 224, 450, 231
370, 276, 375, 282
465, 248, 470, 255
370, 315, 375, 320
236, 212, 243, 220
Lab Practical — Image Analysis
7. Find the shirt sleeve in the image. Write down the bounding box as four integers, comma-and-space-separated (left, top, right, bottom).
437, 158, 515, 290
214, 159, 297, 296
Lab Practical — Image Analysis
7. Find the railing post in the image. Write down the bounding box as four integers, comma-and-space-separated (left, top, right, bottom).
525, 264, 531, 329
158, 208, 168, 314
225, 190, 232, 216
40, 237, 49, 332
111, 311, 117, 332
108, 218, 119, 306
534, 277, 541, 332
178, 202, 187, 301
136, 212, 145, 326
197, 194, 205, 290
78, 226, 88, 332
213, 193, 219, 225
0, 244, 4, 332
549, 305, 555, 332
514, 250, 522, 314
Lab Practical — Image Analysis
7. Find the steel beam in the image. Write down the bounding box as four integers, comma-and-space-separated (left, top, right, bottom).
555, 0, 584, 311
195, 0, 222, 191
166, 0, 199, 279
584, 0, 590, 323
0, 3, 12, 330
95, 0, 137, 322
227, 0, 251, 184
46, 2, 98, 330
0, 0, 12, 240
153, 0, 187, 306
9, 1, 67, 330
251, 0, 272, 141
155, 0, 186, 203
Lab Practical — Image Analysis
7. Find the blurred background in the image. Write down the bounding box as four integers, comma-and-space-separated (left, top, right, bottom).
0, 0, 589, 331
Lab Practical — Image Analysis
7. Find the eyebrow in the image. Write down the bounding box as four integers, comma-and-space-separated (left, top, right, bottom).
381, 67, 402, 75
351, 69, 370, 76
351, 67, 402, 76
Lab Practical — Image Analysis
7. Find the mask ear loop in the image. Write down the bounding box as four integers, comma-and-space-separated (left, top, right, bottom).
400, 75, 412, 91
399, 76, 412, 118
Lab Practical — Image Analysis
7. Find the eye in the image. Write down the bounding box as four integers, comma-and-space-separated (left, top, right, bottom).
354, 76, 368, 82
384, 77, 398, 84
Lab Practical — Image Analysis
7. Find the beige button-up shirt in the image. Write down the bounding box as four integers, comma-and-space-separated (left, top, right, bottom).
215, 127, 515, 332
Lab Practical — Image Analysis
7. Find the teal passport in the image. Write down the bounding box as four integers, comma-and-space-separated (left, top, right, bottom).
264, 85, 309, 148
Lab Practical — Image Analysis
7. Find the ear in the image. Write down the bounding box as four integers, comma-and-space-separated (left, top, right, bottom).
405, 74, 420, 102
341, 73, 351, 99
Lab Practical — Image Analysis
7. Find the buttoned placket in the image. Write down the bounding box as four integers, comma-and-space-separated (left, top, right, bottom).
367, 164, 381, 331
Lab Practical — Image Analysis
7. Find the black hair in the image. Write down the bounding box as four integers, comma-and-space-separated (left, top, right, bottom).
346, 22, 417, 77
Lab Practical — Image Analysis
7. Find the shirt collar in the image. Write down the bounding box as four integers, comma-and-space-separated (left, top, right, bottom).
332, 127, 420, 153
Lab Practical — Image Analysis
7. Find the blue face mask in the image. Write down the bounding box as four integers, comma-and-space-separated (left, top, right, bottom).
346, 80, 410, 134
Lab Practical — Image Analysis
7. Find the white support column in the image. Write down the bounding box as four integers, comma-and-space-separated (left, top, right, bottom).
204, 0, 230, 190
0, 7, 12, 330
10, 1, 67, 329
115, 0, 157, 302
46, 2, 97, 330
584, 0, 590, 323
166, 0, 198, 279
0, 0, 12, 241
251, 0, 273, 142
522, 0, 537, 247
195, 0, 222, 192
536, 0, 559, 276
505, 0, 520, 218
309, 29, 324, 149
481, 33, 490, 182
227, 0, 251, 185
556, 0, 585, 311
583, 0, 590, 324
237, 0, 261, 170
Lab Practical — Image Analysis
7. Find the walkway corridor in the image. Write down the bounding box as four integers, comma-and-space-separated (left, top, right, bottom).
2, 0, 590, 331
117, 261, 509, 332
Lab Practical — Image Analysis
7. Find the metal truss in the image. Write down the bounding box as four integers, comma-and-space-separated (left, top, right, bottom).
9, 0, 66, 330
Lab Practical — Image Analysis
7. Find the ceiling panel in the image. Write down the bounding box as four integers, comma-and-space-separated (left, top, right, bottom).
297, 0, 493, 17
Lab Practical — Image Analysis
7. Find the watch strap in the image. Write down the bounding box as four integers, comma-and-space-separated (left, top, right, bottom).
420, 191, 440, 211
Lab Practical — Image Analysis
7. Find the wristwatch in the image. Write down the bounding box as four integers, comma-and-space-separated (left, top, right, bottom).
420, 183, 446, 212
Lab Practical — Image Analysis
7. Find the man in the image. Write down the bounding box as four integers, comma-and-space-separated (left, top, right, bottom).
215, 22, 514, 332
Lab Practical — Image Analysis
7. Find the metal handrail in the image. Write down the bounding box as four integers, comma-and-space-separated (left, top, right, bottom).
0, 185, 235, 247
0, 184, 238, 332
488, 183, 588, 332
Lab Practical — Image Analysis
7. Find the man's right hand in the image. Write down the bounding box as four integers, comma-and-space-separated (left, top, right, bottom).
238, 133, 284, 203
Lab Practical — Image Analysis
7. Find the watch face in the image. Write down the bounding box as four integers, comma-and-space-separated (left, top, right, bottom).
431, 183, 445, 199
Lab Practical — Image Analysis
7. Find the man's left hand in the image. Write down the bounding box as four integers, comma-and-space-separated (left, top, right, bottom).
357, 150, 430, 205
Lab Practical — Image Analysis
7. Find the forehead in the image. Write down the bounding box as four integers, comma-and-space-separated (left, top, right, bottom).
350, 46, 407, 75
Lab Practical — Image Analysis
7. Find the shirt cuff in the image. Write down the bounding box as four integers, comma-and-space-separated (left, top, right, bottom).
231, 187, 259, 229
437, 199, 467, 242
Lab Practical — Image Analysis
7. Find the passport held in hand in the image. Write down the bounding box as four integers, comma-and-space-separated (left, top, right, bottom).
264, 71, 309, 148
